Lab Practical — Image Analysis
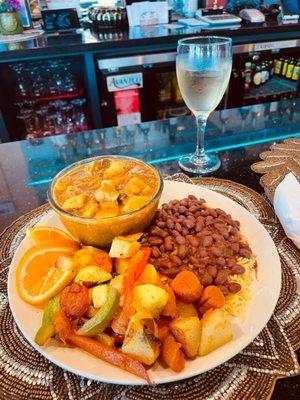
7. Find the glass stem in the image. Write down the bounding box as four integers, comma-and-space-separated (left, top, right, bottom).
195, 114, 207, 162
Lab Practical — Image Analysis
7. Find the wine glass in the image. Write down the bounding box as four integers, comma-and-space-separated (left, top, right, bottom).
176, 36, 232, 174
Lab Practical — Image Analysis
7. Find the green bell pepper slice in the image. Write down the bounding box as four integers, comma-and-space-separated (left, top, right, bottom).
34, 294, 61, 346
76, 287, 119, 337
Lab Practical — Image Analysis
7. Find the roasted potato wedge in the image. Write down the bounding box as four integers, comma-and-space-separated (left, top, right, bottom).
176, 301, 198, 318
135, 264, 158, 285
170, 316, 202, 359
115, 258, 131, 274
109, 234, 142, 258
122, 313, 160, 365
198, 308, 232, 356
91, 284, 109, 308
75, 266, 112, 286
134, 284, 169, 318
109, 274, 125, 294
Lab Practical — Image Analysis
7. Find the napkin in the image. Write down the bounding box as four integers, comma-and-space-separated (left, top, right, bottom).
273, 172, 300, 249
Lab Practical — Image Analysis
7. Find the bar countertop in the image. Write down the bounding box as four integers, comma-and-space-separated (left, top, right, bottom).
0, 98, 300, 398
0, 98, 300, 399
0, 19, 300, 61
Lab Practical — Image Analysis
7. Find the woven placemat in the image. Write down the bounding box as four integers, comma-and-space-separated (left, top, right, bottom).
251, 137, 300, 202
0, 175, 299, 400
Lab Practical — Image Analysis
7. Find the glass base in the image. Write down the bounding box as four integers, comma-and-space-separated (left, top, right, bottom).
178, 153, 221, 175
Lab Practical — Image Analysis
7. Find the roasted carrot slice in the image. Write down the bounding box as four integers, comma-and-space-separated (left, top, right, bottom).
198, 285, 225, 317
157, 278, 178, 318
122, 248, 151, 319
161, 335, 185, 372
92, 251, 113, 273
67, 334, 153, 385
157, 318, 170, 342
171, 271, 203, 303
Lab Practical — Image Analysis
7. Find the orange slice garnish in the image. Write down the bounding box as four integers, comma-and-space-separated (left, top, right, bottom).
27, 226, 78, 245
16, 240, 80, 305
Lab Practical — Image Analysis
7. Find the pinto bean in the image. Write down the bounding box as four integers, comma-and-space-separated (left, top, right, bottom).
210, 247, 222, 257
157, 221, 166, 228
148, 236, 163, 246
187, 235, 199, 247
207, 265, 217, 278
214, 270, 229, 285
201, 272, 213, 287
177, 244, 188, 258
231, 264, 246, 275
195, 223, 204, 233
239, 248, 251, 258
164, 236, 173, 251
228, 282, 241, 293
216, 257, 226, 266
170, 254, 182, 266
198, 249, 208, 258
179, 199, 188, 206
151, 246, 161, 258
183, 219, 195, 229
174, 223, 182, 232
203, 236, 213, 247
166, 218, 174, 229
217, 285, 229, 296
175, 235, 185, 245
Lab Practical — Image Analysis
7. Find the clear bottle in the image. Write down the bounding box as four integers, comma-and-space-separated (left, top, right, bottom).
244, 61, 252, 91
253, 64, 262, 87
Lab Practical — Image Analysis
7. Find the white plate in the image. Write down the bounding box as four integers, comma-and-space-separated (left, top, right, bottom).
8, 180, 281, 385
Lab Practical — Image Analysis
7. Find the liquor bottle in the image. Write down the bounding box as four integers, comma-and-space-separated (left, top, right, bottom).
286, 58, 295, 79
269, 60, 274, 79
274, 58, 283, 75
252, 64, 262, 87
291, 60, 300, 81
281, 58, 289, 77
244, 62, 252, 91
172, 74, 183, 103
261, 62, 269, 84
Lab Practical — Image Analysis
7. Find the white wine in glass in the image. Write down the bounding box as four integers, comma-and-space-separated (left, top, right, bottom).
176, 36, 232, 174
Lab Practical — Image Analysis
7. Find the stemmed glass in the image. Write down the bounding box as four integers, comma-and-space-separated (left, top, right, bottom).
176, 36, 232, 174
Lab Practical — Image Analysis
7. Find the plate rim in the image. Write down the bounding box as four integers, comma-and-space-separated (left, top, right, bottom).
7, 180, 281, 386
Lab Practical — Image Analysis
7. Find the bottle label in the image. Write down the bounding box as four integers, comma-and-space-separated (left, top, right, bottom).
253, 72, 261, 86
292, 66, 300, 81
274, 60, 282, 74
286, 64, 294, 79
282, 62, 288, 76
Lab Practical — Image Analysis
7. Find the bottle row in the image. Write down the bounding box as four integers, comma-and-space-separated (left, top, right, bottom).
274, 58, 300, 80
243, 58, 300, 91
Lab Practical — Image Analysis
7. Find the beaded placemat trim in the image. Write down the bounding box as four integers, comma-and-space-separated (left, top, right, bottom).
0, 175, 299, 400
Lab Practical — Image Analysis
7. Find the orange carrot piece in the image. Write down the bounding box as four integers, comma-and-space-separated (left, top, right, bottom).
53, 310, 72, 344
92, 251, 113, 273
161, 335, 185, 372
158, 280, 178, 318
198, 285, 225, 317
157, 326, 170, 342
171, 271, 203, 303
122, 248, 151, 319
157, 317, 171, 341
111, 309, 129, 336
67, 334, 153, 385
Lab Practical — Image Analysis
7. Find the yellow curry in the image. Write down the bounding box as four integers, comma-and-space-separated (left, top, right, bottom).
53, 158, 160, 219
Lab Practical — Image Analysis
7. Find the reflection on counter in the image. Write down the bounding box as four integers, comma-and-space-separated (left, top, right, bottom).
20, 99, 300, 193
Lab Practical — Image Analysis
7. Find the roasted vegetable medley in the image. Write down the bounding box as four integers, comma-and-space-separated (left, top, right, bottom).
17, 196, 256, 384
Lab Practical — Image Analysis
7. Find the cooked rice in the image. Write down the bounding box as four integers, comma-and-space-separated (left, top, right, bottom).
224, 256, 256, 318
